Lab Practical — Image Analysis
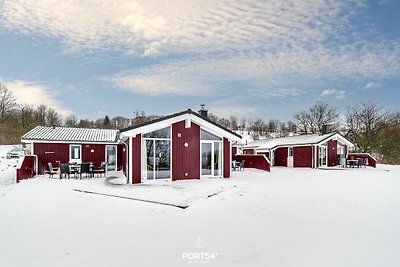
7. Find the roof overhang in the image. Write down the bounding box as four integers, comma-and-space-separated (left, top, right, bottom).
120, 112, 241, 141
21, 139, 120, 145
316, 132, 355, 149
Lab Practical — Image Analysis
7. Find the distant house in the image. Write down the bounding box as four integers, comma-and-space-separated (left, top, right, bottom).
240, 133, 354, 168
21, 109, 242, 184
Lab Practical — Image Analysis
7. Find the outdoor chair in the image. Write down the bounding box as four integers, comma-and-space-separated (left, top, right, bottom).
92, 162, 106, 177
46, 162, 58, 178
231, 160, 237, 171
237, 160, 245, 171
59, 163, 73, 179
80, 162, 92, 179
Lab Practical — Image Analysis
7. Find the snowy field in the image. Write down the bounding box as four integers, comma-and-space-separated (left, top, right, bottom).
1, 165, 400, 267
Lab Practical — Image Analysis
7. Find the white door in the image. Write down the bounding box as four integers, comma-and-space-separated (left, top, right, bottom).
287, 147, 294, 168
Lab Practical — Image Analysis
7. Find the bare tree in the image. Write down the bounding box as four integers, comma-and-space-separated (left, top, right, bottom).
229, 115, 239, 131
294, 111, 311, 134
0, 83, 17, 123
65, 114, 79, 127
46, 108, 61, 126
345, 102, 389, 153
239, 117, 247, 134
294, 101, 338, 134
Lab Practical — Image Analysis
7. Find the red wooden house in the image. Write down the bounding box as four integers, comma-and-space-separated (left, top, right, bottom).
119, 109, 241, 184
21, 109, 242, 184
241, 133, 354, 168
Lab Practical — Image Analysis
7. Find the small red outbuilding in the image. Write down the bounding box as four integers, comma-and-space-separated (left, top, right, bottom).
241, 133, 354, 168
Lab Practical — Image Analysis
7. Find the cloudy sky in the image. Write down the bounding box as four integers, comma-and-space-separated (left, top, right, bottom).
0, 0, 399, 121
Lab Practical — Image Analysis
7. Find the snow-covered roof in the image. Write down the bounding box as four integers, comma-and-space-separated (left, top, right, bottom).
21, 126, 119, 143
246, 132, 354, 151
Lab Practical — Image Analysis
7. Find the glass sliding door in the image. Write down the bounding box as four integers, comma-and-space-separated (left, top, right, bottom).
154, 140, 171, 179
106, 145, 117, 171
145, 140, 154, 180
201, 141, 222, 177
142, 126, 171, 181
214, 142, 222, 176
201, 143, 212, 176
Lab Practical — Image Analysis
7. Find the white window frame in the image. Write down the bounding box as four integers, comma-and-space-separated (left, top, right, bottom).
69, 144, 82, 163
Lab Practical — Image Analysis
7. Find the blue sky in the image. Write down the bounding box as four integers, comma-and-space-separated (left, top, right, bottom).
0, 0, 399, 121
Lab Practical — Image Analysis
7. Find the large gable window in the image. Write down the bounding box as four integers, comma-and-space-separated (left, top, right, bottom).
70, 144, 81, 163
143, 126, 171, 139
200, 129, 222, 141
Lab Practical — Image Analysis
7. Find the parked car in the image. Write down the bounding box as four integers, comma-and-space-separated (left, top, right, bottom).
6, 147, 25, 159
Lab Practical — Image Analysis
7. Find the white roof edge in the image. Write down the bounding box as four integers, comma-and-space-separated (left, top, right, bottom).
21, 139, 120, 144
120, 113, 241, 141
317, 133, 355, 148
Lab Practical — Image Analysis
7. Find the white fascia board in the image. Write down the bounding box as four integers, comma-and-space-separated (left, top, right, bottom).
21, 139, 119, 145
121, 113, 241, 141
316, 133, 354, 148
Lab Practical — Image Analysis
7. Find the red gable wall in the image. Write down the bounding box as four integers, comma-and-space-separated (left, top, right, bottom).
172, 120, 201, 180
327, 139, 338, 167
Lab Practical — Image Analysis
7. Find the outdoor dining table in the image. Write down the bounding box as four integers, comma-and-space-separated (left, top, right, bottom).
346, 159, 359, 168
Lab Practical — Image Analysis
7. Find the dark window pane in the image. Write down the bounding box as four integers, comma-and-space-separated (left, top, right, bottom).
143, 126, 171, 138
200, 129, 222, 141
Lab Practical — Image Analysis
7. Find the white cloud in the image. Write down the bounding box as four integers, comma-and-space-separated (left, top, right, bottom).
321, 88, 347, 99
2, 0, 399, 99
321, 89, 337, 96
5, 80, 72, 116
364, 82, 382, 90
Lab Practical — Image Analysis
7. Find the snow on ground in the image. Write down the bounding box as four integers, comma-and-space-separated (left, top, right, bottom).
0, 145, 21, 185
1, 165, 400, 267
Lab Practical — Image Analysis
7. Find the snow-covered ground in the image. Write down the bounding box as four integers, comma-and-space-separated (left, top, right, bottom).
0, 145, 21, 185
1, 165, 400, 267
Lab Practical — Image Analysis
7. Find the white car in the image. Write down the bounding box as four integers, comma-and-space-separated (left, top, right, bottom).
6, 147, 25, 159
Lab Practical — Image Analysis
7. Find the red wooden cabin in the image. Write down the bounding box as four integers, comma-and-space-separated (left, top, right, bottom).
241, 133, 355, 168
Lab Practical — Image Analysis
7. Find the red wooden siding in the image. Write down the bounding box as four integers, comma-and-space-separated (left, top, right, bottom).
82, 144, 106, 168
293, 146, 312, 168
16, 156, 37, 183
232, 146, 237, 157
132, 135, 142, 184
223, 138, 230, 178
117, 144, 123, 171
235, 155, 270, 172
316, 146, 319, 168
327, 139, 338, 167
34, 143, 69, 174
171, 121, 201, 181
274, 147, 288, 166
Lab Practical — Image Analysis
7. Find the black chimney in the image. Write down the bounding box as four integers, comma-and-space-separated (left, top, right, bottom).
321, 124, 331, 135
198, 104, 208, 118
